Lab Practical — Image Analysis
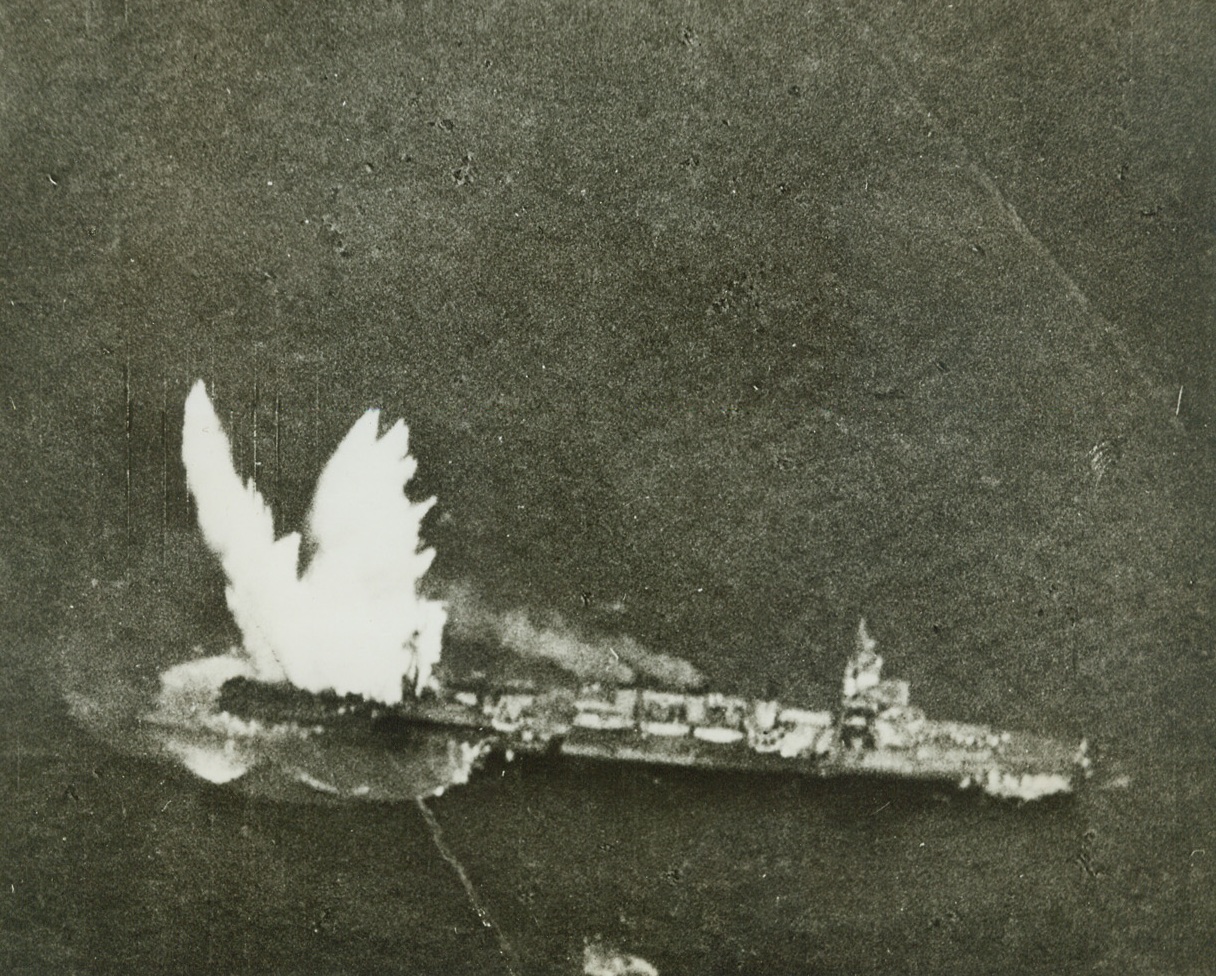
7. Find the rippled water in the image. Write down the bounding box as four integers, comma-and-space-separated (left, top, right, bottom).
5, 1, 1213, 971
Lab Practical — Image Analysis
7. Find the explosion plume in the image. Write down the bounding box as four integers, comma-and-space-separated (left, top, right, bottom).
181, 380, 445, 704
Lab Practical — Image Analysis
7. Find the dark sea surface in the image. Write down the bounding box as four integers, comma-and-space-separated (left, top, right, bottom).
2, 1, 1212, 973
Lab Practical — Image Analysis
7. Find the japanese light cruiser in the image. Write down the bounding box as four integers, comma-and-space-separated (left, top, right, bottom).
211, 621, 1092, 801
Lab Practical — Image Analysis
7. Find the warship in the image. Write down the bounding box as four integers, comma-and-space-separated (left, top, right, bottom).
213, 621, 1092, 801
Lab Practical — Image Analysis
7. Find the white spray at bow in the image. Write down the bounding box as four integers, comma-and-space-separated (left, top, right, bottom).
181, 380, 446, 704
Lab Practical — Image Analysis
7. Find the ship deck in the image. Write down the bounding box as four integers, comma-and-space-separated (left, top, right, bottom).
215, 677, 1087, 794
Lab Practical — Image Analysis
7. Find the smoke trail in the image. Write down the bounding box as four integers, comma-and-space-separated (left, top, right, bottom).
444, 583, 706, 691
182, 381, 446, 704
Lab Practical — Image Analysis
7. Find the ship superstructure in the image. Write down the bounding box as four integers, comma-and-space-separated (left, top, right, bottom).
214, 620, 1091, 800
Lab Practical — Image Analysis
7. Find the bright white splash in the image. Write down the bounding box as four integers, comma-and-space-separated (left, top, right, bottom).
182, 380, 446, 704
583, 939, 659, 976
980, 769, 1072, 801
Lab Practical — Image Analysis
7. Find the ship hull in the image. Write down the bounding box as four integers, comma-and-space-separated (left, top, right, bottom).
212, 675, 1089, 801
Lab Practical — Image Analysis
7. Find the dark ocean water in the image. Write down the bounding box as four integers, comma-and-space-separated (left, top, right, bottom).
3, 1, 1212, 973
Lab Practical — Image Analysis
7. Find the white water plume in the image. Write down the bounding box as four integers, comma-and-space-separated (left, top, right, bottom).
182, 380, 446, 704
